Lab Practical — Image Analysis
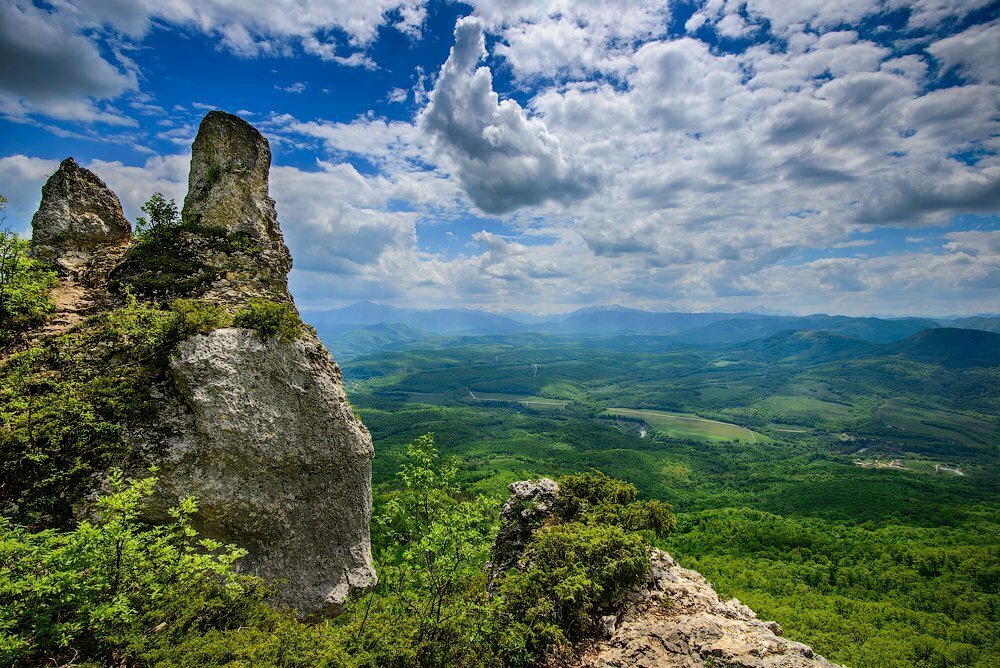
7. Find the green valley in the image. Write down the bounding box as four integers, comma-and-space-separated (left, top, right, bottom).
326, 323, 1000, 667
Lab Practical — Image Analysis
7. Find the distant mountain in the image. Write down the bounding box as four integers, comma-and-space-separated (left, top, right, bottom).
729, 329, 880, 364
304, 302, 947, 344
315, 322, 429, 359
676, 314, 941, 344
303, 302, 526, 334
939, 316, 1000, 333
551, 308, 746, 334
887, 327, 1000, 368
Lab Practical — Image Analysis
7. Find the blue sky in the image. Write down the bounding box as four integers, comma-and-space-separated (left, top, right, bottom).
1, 0, 998, 316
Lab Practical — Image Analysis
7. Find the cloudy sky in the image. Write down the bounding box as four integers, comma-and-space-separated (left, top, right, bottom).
1, 0, 998, 316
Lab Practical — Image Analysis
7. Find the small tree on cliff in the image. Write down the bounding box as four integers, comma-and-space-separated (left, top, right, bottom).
134, 192, 179, 238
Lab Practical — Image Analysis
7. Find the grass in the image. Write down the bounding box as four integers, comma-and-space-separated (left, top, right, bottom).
766, 395, 853, 422
469, 391, 570, 408
876, 398, 997, 448
604, 407, 767, 444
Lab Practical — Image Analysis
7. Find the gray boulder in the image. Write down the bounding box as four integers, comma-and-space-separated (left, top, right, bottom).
29, 157, 131, 281
146, 327, 376, 616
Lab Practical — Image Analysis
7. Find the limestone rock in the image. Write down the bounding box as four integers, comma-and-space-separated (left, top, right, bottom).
145, 327, 375, 616
180, 110, 292, 305
572, 550, 841, 668
487, 477, 560, 584
490, 481, 838, 667
29, 157, 131, 281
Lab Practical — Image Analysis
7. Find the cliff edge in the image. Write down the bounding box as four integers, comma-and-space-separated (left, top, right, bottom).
22, 111, 375, 616
492, 480, 838, 668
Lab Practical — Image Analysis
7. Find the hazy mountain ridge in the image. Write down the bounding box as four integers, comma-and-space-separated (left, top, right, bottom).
304, 302, 1000, 356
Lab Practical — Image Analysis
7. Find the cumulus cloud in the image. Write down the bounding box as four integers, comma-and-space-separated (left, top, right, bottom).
929, 21, 1000, 84
0, 2, 137, 124
0, 0, 429, 125
419, 17, 597, 215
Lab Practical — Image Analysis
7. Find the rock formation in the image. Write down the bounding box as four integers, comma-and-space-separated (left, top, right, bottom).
27, 111, 375, 616
491, 480, 837, 668
27, 158, 132, 336
29, 157, 131, 274
180, 110, 293, 305
487, 477, 560, 583
573, 549, 839, 668
150, 327, 376, 615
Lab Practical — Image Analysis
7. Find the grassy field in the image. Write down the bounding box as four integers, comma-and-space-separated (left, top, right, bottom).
470, 391, 570, 408
605, 407, 768, 444
876, 398, 996, 448
766, 395, 854, 422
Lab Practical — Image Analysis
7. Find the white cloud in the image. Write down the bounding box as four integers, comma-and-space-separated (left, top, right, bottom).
0, 0, 429, 125
0, 2, 137, 124
276, 82, 307, 93
929, 21, 1000, 84
419, 17, 598, 214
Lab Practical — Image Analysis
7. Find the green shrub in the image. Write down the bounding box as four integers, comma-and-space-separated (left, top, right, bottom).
0, 229, 57, 347
0, 470, 268, 668
558, 470, 638, 506
134, 192, 179, 239
233, 299, 301, 341
169, 298, 233, 336
490, 522, 650, 664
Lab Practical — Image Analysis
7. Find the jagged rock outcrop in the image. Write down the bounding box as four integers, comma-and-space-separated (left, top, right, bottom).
180, 110, 293, 305
147, 328, 375, 615
26, 111, 376, 617
28, 158, 132, 336
30, 157, 131, 276
487, 477, 560, 583
572, 550, 839, 668
491, 480, 837, 668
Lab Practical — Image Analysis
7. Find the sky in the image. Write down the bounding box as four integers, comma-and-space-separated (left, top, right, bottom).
1, 0, 998, 317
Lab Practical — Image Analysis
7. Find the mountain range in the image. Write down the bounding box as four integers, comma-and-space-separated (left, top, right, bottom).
304, 302, 1000, 350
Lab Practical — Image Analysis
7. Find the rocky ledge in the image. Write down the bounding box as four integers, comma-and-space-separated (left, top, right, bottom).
571, 548, 839, 668
491, 480, 838, 668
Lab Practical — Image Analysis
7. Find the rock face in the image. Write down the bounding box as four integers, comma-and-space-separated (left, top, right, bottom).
149, 328, 376, 615
138, 111, 375, 615
27, 111, 376, 617
491, 480, 837, 668
487, 478, 559, 584
29, 157, 131, 282
181, 110, 293, 305
573, 550, 840, 668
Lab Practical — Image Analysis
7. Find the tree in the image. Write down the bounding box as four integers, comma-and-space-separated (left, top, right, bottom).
0, 196, 57, 346
134, 192, 179, 237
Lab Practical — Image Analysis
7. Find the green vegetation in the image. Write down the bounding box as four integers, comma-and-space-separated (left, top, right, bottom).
134, 192, 180, 239
0, 216, 58, 347
1, 436, 666, 667
661, 508, 1000, 668
0, 294, 178, 527
333, 329, 1000, 666
1, 470, 265, 668
233, 298, 302, 341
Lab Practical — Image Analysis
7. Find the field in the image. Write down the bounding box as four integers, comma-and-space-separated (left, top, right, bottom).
469, 391, 569, 408
605, 407, 767, 444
